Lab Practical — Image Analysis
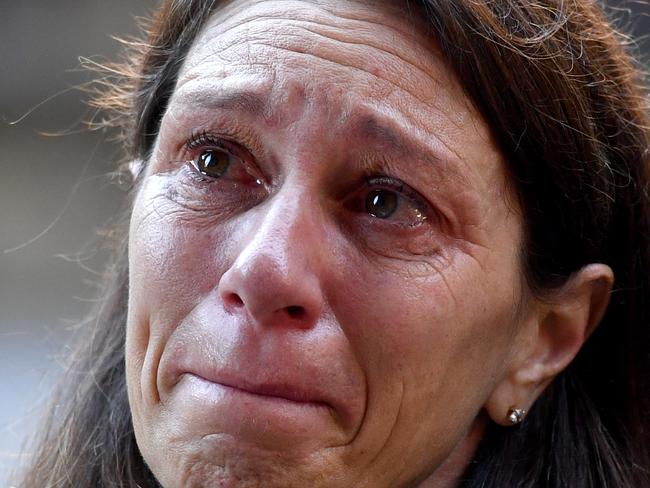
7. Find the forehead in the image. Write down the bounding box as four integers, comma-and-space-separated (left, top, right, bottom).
178, 0, 473, 120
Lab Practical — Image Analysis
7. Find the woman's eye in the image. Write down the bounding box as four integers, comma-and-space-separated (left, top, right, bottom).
194, 149, 232, 178
346, 179, 436, 256
185, 141, 265, 190
366, 189, 399, 218
356, 179, 429, 228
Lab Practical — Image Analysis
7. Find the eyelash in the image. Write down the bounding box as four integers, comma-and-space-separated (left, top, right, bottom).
186, 129, 229, 153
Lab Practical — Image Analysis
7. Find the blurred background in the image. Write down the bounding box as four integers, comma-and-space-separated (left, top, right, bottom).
0, 1, 155, 484
0, 1, 648, 486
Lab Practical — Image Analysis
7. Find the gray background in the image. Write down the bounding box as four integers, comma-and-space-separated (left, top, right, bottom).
1, 1, 648, 486
0, 1, 154, 484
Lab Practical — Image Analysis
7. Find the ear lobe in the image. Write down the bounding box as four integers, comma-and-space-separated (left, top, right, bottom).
485, 264, 613, 426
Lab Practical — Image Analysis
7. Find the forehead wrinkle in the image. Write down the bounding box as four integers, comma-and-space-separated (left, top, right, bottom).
200, 2, 444, 85
244, 39, 440, 112
186, 28, 469, 135
227, 0, 429, 42
196, 23, 442, 105
187, 4, 472, 134
275, 22, 440, 90
173, 85, 268, 117
211, 0, 423, 40
202, 7, 436, 83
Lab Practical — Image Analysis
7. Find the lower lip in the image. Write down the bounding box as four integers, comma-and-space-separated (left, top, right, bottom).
167, 373, 340, 450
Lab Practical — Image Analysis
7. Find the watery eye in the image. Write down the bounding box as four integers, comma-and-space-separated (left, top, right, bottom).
195, 149, 231, 178
365, 189, 399, 219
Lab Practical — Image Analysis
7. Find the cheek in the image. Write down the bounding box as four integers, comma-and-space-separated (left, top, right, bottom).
127, 173, 256, 323
129, 181, 224, 306
334, 249, 520, 470
340, 250, 514, 382
125, 177, 256, 473
125, 177, 245, 407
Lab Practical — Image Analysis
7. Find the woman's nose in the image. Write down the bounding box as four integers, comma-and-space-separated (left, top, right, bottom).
217, 192, 325, 329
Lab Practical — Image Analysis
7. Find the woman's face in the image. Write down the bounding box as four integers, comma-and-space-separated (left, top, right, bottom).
126, 0, 527, 486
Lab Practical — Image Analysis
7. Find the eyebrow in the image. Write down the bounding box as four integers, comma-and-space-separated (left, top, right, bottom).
350, 113, 415, 158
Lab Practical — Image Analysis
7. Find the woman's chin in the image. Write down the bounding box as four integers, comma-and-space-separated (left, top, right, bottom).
147, 438, 340, 488
138, 378, 351, 488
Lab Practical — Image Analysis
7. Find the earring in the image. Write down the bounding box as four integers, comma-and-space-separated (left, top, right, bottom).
507, 408, 526, 425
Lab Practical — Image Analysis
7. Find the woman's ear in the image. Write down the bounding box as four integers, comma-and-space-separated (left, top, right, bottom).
485, 264, 614, 426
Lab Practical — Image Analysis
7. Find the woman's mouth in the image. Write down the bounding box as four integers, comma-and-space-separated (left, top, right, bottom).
168, 371, 346, 451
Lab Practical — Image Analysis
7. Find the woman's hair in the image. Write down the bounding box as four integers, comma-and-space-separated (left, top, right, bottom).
17, 1, 650, 486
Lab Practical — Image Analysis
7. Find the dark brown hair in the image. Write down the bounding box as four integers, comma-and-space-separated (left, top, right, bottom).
16, 1, 650, 486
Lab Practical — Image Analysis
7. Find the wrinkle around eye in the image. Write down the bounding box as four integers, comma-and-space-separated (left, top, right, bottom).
137, 173, 238, 230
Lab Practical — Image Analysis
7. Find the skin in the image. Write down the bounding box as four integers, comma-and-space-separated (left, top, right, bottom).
125, 1, 614, 486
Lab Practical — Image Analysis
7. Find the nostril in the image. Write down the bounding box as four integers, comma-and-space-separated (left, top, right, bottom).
286, 305, 306, 320
224, 293, 244, 309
